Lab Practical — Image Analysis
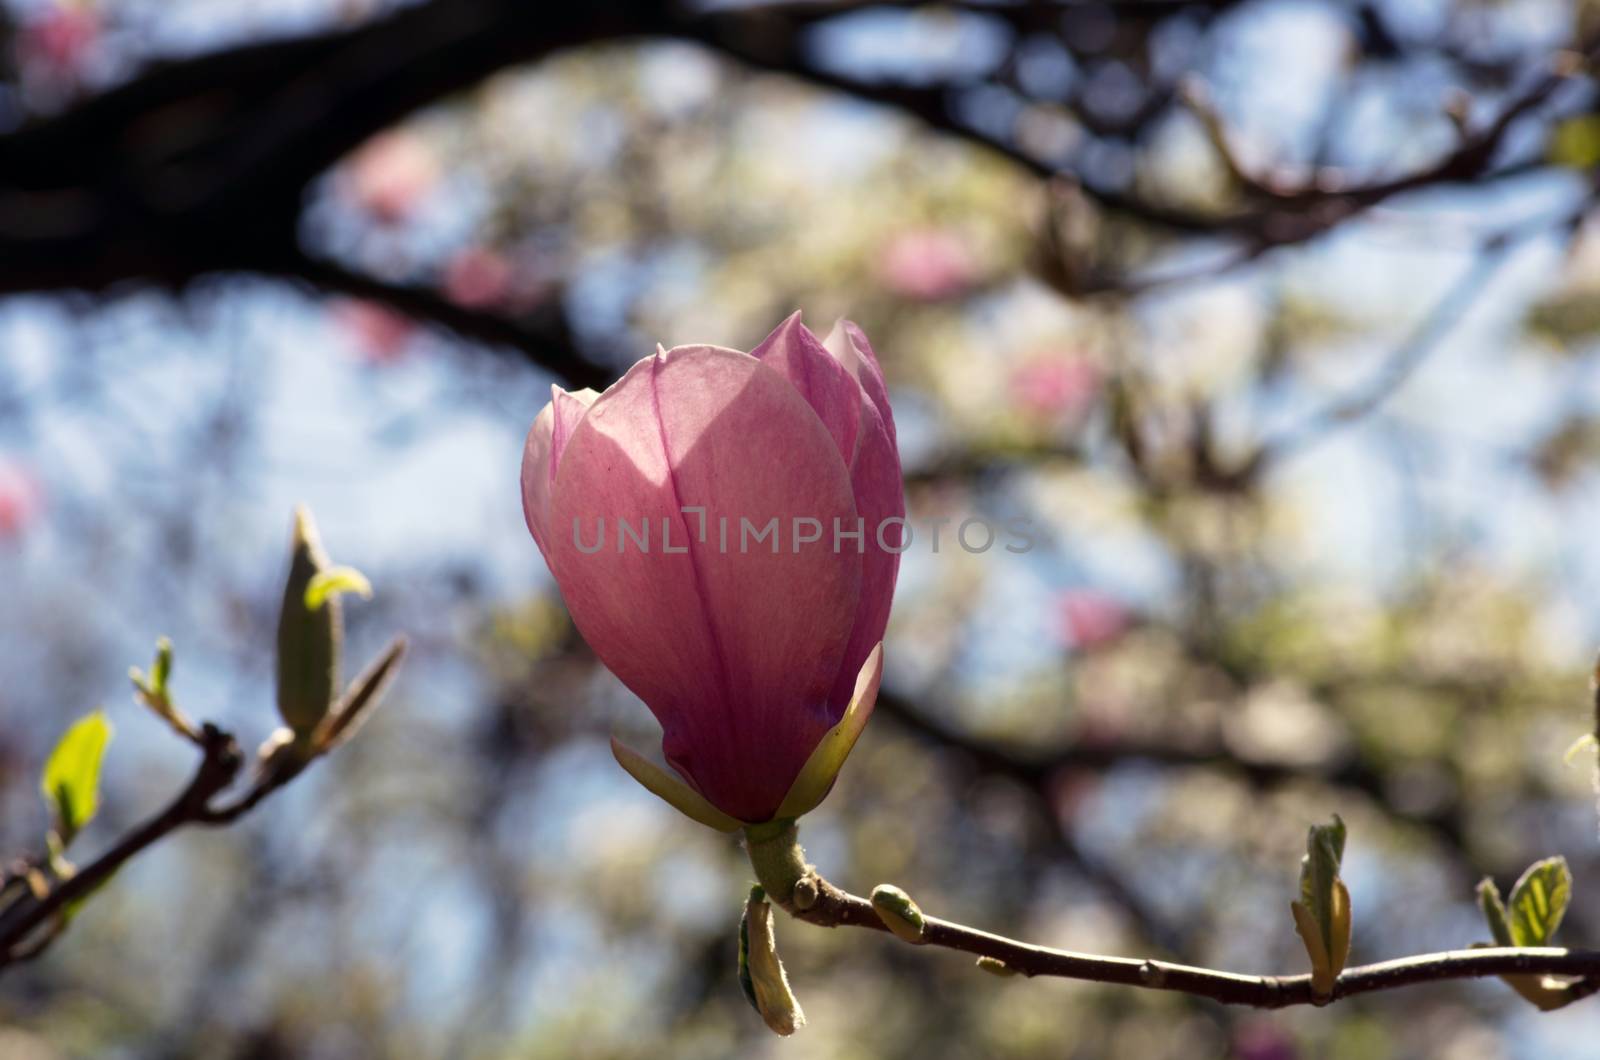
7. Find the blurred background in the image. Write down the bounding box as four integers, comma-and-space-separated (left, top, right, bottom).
1, 0, 1599, 1056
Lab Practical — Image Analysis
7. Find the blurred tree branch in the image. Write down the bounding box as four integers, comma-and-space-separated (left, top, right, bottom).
0, 724, 246, 970
0, 0, 1593, 384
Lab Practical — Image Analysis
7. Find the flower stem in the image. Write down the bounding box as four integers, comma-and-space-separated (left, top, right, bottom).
743, 820, 808, 909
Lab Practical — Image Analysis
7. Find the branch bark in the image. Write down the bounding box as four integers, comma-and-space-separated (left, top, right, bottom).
748, 823, 1600, 1010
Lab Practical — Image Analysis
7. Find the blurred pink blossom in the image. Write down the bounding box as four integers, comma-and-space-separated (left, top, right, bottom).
1232, 1021, 1297, 1060
341, 130, 439, 224
332, 299, 416, 364
443, 246, 514, 309
1056, 589, 1131, 650
0, 460, 45, 539
18, 3, 101, 86
1009, 354, 1101, 420
876, 228, 979, 301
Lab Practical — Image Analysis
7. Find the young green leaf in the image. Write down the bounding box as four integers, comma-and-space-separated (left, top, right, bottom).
1507, 856, 1571, 947
1477, 878, 1514, 947
1292, 814, 1350, 997
304, 566, 373, 611
1477, 864, 1579, 1011
129, 637, 200, 742
41, 712, 113, 847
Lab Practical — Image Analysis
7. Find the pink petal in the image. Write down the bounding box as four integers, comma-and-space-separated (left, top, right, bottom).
546, 345, 861, 821
829, 394, 902, 706
806, 318, 904, 705
823, 319, 897, 447
520, 385, 597, 557
751, 311, 862, 466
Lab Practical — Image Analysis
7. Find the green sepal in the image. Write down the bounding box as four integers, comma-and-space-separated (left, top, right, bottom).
311, 635, 407, 756
741, 885, 806, 1035
610, 737, 742, 833
737, 885, 761, 1014
774, 643, 883, 820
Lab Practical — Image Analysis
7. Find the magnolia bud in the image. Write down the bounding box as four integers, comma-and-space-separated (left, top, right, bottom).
871, 884, 927, 943
522, 314, 902, 825
275, 506, 341, 739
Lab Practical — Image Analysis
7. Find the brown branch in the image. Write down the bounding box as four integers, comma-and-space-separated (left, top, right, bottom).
803, 877, 1600, 1007
273, 252, 612, 390
0, 0, 1585, 331
1252, 215, 1555, 472
0, 724, 242, 963
748, 823, 1600, 1010
0, 721, 322, 970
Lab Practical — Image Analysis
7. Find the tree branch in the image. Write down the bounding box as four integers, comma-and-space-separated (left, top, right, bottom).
0, 720, 326, 971
275, 252, 612, 389
750, 824, 1600, 1010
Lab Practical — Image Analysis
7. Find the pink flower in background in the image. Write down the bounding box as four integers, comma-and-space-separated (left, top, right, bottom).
1056, 589, 1131, 650
18, 2, 101, 86
877, 228, 978, 301
521, 313, 903, 823
443, 246, 514, 309
331, 299, 416, 364
0, 460, 44, 539
341, 130, 439, 224
1232, 1022, 1297, 1060
1010, 354, 1101, 420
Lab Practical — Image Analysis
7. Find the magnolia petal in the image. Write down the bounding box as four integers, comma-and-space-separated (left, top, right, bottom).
610, 736, 743, 833
520, 385, 598, 556
775, 643, 884, 820
823, 319, 896, 446
818, 320, 903, 706
751, 311, 862, 467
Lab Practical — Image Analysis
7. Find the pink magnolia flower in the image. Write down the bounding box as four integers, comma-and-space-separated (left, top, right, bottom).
1009, 354, 1100, 420
521, 313, 903, 824
0, 460, 44, 539
341, 130, 439, 224
331, 299, 415, 364
18, 3, 101, 92
876, 228, 978, 302
443, 246, 513, 309
1057, 589, 1131, 650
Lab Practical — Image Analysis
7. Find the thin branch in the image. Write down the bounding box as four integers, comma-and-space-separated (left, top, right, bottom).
273, 252, 612, 389
0, 724, 243, 963
0, 721, 330, 970
1254, 230, 1522, 470
758, 842, 1600, 1009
